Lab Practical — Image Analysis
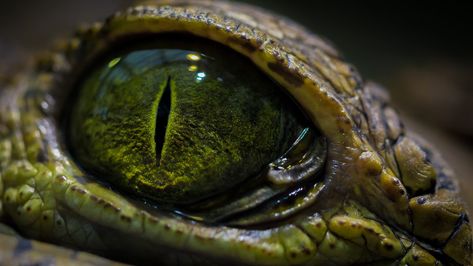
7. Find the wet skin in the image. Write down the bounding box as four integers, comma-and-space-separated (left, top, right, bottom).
0, 0, 471, 265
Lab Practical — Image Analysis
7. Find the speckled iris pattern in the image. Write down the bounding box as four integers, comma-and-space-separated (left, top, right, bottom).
0, 0, 471, 265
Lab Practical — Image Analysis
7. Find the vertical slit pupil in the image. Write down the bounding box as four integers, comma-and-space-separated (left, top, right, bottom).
155, 76, 172, 165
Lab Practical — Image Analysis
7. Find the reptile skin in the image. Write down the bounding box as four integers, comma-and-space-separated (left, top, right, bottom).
0, 0, 471, 265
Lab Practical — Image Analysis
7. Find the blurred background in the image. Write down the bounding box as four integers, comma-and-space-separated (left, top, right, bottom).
0, 1, 472, 212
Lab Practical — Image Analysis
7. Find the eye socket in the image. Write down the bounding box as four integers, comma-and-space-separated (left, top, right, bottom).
67, 36, 318, 206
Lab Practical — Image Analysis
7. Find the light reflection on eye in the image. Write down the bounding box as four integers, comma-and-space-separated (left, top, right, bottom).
196, 72, 206, 82
188, 65, 198, 72
108, 57, 121, 68
100, 50, 211, 88
186, 53, 201, 61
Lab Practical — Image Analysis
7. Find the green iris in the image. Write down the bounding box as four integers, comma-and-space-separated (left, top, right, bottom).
68, 39, 306, 204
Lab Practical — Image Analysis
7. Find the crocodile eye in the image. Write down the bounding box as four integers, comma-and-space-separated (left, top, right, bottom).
67, 36, 325, 207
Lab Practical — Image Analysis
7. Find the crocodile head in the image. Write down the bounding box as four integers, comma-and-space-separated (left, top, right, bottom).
0, 0, 471, 265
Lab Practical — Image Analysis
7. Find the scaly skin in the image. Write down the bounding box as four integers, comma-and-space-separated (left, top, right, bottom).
0, 0, 471, 265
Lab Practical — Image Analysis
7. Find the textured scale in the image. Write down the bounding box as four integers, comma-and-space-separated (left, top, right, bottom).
0, 0, 471, 265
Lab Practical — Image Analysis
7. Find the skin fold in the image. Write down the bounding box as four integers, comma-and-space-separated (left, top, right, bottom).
0, 0, 471, 265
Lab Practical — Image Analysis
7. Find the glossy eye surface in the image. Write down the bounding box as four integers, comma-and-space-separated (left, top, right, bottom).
68, 38, 310, 205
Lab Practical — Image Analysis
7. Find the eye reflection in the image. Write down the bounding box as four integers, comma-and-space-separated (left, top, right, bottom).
107, 57, 121, 68
186, 53, 201, 61
102, 50, 214, 87
188, 65, 198, 72
196, 71, 206, 82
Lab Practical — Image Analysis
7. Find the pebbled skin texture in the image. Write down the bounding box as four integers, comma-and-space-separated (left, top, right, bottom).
0, 0, 472, 265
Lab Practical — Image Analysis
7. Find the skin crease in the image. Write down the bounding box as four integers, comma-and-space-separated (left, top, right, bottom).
0, 0, 471, 265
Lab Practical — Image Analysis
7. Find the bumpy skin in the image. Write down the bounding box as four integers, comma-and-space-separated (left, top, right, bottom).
0, 0, 471, 265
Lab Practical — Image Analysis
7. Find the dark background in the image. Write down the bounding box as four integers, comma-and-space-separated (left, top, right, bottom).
1, 1, 472, 209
